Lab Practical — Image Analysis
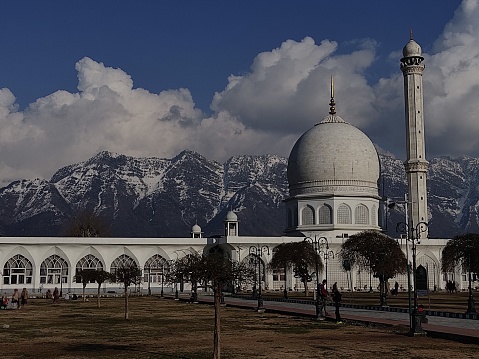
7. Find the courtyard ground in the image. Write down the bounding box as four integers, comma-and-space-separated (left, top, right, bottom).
1, 296, 478, 358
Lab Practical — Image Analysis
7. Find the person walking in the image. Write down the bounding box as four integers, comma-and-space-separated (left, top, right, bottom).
53, 287, 59, 304
11, 289, 19, 309
332, 282, 342, 323
20, 288, 28, 308
319, 279, 329, 317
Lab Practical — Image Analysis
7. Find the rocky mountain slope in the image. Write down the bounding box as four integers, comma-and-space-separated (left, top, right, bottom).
0, 150, 478, 238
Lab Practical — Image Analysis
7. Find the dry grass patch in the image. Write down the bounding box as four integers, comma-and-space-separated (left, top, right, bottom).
0, 296, 477, 358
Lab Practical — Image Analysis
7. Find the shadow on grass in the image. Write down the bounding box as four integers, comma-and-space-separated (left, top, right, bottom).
67, 343, 136, 352
66, 343, 212, 359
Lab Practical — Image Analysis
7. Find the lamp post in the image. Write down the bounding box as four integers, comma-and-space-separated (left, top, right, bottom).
147, 267, 151, 296
249, 245, 270, 312
283, 264, 288, 300
304, 236, 327, 320
466, 250, 477, 314
388, 194, 412, 328
396, 220, 428, 336
161, 261, 165, 298
59, 266, 63, 298
319, 239, 334, 285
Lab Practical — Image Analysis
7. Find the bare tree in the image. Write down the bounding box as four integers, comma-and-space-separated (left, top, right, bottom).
339, 230, 407, 306
270, 241, 321, 296
442, 233, 479, 313
171, 249, 254, 359
111, 264, 142, 319
78, 269, 97, 302
63, 211, 112, 237
92, 270, 112, 308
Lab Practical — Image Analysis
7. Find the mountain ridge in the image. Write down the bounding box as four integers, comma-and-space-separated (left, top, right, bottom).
0, 150, 478, 238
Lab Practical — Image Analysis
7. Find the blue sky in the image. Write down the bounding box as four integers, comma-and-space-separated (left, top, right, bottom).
0, 1, 474, 184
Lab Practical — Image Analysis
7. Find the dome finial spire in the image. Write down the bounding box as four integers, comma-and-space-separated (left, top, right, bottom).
329, 75, 336, 115
410, 28, 413, 40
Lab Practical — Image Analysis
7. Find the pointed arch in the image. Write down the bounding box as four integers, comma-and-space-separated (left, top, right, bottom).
144, 254, 169, 284
301, 205, 315, 225
110, 254, 137, 275
355, 204, 369, 224
40, 254, 69, 285
3, 254, 33, 285
74, 246, 106, 272
337, 204, 352, 224
75, 254, 104, 284
318, 204, 332, 224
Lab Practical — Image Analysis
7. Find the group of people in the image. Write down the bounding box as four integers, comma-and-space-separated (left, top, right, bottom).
319, 279, 342, 323
46, 287, 60, 303
0, 288, 28, 309
1, 286, 74, 307
446, 280, 458, 293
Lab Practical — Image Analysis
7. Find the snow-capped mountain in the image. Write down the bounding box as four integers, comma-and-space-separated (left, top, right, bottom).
0, 150, 288, 237
0, 150, 478, 238
381, 155, 479, 238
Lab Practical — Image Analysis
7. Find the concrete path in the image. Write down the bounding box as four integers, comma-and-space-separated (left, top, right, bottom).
184, 294, 479, 343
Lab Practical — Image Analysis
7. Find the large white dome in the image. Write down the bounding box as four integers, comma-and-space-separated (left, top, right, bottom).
287, 113, 380, 197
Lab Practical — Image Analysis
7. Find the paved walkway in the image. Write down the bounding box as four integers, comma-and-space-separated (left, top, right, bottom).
182, 294, 479, 343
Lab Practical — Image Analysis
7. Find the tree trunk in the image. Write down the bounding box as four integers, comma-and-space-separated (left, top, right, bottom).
303, 280, 309, 297
213, 282, 221, 359
97, 283, 101, 308
124, 286, 129, 320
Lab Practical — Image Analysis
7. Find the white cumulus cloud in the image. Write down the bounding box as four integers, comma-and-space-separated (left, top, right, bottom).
1, 0, 479, 186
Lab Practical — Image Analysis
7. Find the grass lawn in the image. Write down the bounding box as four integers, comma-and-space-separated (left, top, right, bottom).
0, 296, 478, 358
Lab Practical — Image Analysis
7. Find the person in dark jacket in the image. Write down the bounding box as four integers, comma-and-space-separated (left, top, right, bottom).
332, 282, 342, 323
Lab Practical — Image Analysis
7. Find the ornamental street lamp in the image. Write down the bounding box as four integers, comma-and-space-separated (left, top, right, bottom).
396, 220, 428, 336
59, 265, 63, 298
319, 239, 334, 285
249, 245, 270, 312
304, 236, 327, 320
161, 262, 165, 298
147, 266, 151, 296
466, 250, 477, 314
388, 194, 412, 329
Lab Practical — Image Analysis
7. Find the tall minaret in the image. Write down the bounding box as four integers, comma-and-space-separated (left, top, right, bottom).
400, 33, 429, 238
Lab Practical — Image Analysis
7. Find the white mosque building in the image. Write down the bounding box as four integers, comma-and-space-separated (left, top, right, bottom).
0, 36, 461, 296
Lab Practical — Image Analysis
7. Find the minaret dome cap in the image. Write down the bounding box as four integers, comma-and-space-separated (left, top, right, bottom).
226, 210, 238, 221
403, 38, 422, 58
191, 223, 202, 233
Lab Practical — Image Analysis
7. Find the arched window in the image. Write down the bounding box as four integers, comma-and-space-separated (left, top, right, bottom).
110, 254, 137, 275
3, 254, 33, 285
144, 254, 168, 284
75, 254, 103, 283
76, 254, 103, 271
318, 205, 332, 224
40, 254, 68, 285
337, 204, 352, 224
355, 204, 369, 224
301, 205, 315, 225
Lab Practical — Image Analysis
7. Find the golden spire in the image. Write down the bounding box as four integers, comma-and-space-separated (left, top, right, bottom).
329, 75, 336, 115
